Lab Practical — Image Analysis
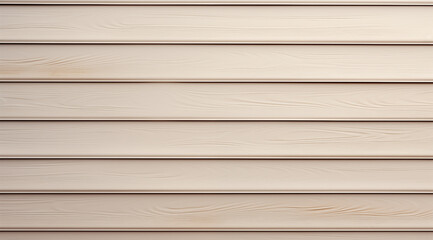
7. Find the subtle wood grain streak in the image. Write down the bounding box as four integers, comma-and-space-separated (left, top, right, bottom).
1, 83, 432, 120
0, 122, 432, 158
1, 45, 432, 81
1, 6, 433, 43
1, 232, 433, 240
0, 194, 432, 230
1, 160, 432, 192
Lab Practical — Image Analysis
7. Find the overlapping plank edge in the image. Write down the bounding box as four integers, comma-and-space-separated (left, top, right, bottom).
0, 194, 432, 230
0, 159, 432, 193
1, 83, 432, 120
1, 6, 433, 44
2, 0, 433, 5
0, 121, 432, 158
1, 45, 432, 82
1, 232, 433, 239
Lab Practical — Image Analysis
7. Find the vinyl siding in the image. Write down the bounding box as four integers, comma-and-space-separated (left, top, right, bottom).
0, 160, 432, 193
1, 194, 433, 230
1, 45, 432, 82
1, 6, 433, 44
0, 1, 432, 238
1, 83, 433, 120
1, 121, 432, 158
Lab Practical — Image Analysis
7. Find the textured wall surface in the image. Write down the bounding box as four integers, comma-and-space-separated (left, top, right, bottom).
0, 0, 432, 238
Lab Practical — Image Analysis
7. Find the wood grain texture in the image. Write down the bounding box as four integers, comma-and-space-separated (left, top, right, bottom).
0, 121, 432, 158
1, 194, 432, 230
1, 83, 433, 120
2, 6, 433, 44
1, 232, 433, 240
1, 159, 432, 193
2, 0, 433, 5
1, 45, 433, 82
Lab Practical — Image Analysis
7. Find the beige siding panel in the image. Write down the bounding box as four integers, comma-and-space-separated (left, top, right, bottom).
3, 0, 433, 5
1, 159, 432, 193
0, 121, 432, 158
1, 83, 433, 120
2, 6, 433, 44
1, 232, 433, 240
1, 194, 432, 230
1, 45, 433, 82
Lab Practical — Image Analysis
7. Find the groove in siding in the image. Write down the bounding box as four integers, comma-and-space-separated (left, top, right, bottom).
1, 45, 432, 82
1, 232, 433, 240
1, 6, 433, 44
2, 0, 433, 5
1, 194, 432, 230
1, 83, 433, 120
1, 159, 432, 193
0, 121, 432, 158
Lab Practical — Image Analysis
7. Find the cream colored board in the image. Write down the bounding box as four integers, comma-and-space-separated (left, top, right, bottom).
1, 45, 433, 82
1, 6, 433, 43
1, 83, 433, 120
0, 121, 432, 158
1, 194, 432, 230
1, 159, 432, 193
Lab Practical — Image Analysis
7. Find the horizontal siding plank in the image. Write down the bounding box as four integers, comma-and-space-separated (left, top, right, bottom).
1, 232, 433, 240
1, 159, 432, 193
0, 121, 432, 158
2, 0, 433, 5
2, 6, 433, 44
1, 45, 432, 82
1, 83, 433, 120
0, 194, 432, 230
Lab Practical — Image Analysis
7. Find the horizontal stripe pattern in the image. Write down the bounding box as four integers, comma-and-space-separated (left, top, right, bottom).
1, 83, 432, 120
1, 194, 432, 230
2, 6, 433, 44
1, 45, 433, 82
1, 0, 432, 236
0, 121, 432, 158
1, 159, 432, 193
